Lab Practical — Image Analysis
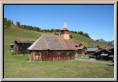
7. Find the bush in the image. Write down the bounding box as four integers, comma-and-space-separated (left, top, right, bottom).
11, 51, 16, 55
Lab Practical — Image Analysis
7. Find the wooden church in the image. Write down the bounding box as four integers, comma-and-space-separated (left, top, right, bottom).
28, 23, 76, 61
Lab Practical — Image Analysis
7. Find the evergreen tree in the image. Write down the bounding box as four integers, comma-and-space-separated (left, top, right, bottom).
84, 33, 90, 38
79, 31, 83, 35
16, 21, 20, 27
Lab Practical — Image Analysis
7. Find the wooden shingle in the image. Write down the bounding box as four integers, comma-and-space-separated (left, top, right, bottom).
28, 33, 76, 50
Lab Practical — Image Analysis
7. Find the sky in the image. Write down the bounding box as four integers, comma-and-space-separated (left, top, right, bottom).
4, 5, 114, 41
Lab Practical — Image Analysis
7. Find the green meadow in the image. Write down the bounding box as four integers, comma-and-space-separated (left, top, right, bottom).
4, 26, 114, 78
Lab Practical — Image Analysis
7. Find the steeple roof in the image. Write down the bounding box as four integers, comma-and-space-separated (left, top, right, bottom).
63, 22, 68, 30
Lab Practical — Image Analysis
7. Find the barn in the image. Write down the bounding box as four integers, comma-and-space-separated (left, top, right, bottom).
28, 23, 76, 61
10, 40, 34, 55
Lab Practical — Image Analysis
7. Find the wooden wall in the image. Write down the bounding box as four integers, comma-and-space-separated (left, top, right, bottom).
30, 50, 75, 61
15, 43, 32, 55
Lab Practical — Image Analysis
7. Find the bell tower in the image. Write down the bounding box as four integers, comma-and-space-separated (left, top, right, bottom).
61, 23, 70, 40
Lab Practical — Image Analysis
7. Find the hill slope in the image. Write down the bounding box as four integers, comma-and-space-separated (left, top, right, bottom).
4, 26, 108, 48
70, 33, 108, 47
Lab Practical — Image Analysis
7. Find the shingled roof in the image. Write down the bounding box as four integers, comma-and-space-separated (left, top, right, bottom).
28, 34, 76, 50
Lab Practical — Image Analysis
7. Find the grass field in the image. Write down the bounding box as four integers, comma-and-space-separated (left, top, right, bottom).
4, 27, 114, 78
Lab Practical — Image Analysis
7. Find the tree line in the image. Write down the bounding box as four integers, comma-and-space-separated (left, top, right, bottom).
4, 18, 14, 28
4, 17, 90, 38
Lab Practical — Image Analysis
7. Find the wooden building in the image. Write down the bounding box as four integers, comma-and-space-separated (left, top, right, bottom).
85, 46, 113, 60
75, 43, 87, 54
95, 49, 112, 60
98, 46, 106, 49
28, 23, 76, 61
85, 46, 99, 54
10, 40, 34, 55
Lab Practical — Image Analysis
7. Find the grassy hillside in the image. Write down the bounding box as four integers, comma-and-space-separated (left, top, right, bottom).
4, 25, 114, 78
49, 31, 108, 47
70, 32, 108, 47
5, 24, 108, 47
